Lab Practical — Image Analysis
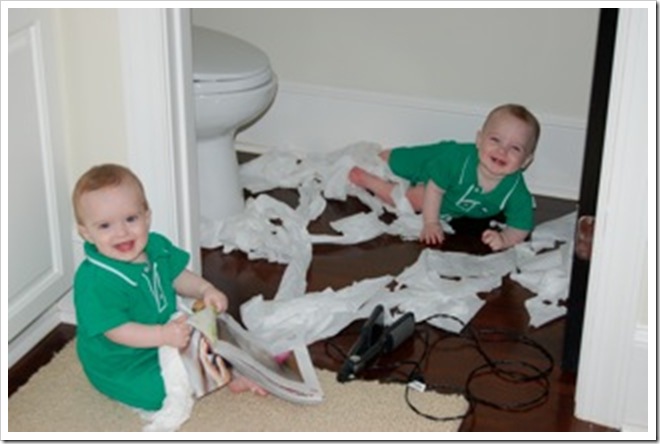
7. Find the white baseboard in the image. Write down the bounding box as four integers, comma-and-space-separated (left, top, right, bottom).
58, 290, 77, 326
56, 229, 84, 327
237, 81, 587, 200
8, 304, 63, 368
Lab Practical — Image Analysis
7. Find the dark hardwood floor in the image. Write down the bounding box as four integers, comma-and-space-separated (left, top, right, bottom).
200, 189, 615, 432
8, 323, 76, 398
8, 189, 617, 432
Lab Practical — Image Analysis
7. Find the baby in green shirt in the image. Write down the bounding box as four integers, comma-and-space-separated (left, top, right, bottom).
72, 164, 266, 416
349, 103, 540, 251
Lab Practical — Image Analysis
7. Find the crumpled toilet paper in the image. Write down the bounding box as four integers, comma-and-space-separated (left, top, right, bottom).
201, 142, 578, 353
241, 276, 394, 354
511, 238, 574, 328
201, 193, 313, 301
137, 312, 195, 432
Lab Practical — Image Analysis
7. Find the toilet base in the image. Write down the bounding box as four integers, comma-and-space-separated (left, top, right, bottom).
197, 135, 245, 222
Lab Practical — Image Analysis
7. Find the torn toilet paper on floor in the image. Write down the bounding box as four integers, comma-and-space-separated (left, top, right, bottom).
200, 142, 576, 353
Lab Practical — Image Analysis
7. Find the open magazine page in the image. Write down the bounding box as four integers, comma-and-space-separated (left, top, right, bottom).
187, 307, 324, 405
178, 323, 232, 399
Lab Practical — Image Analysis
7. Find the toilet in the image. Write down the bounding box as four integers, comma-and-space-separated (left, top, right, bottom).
192, 25, 277, 222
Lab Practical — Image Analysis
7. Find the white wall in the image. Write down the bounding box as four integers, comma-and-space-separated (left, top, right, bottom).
192, 8, 599, 200
48, 9, 128, 329
192, 8, 599, 119
56, 9, 127, 191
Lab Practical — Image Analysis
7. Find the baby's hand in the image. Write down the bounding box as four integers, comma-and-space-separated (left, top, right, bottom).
161, 315, 192, 348
420, 221, 444, 246
202, 286, 229, 314
482, 229, 505, 251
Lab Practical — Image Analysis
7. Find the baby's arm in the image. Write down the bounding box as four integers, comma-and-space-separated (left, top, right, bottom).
173, 269, 228, 313
482, 227, 529, 251
105, 316, 191, 348
420, 180, 445, 245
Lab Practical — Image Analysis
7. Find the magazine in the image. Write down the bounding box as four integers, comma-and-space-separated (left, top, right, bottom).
178, 312, 232, 399
184, 306, 324, 405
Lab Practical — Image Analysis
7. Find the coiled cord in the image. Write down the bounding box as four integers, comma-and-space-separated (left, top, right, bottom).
324, 313, 555, 422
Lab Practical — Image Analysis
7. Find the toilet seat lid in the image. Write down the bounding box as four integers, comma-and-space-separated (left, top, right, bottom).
192, 26, 273, 92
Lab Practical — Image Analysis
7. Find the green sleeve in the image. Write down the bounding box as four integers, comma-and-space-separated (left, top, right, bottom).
148, 232, 190, 280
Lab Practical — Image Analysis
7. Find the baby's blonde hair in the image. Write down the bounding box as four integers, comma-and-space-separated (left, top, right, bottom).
72, 164, 149, 225
484, 104, 541, 153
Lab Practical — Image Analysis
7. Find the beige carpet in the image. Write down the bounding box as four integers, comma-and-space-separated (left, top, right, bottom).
8, 340, 467, 434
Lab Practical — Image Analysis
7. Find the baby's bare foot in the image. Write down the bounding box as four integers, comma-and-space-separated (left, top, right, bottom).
348, 166, 396, 206
228, 374, 269, 396
348, 166, 368, 187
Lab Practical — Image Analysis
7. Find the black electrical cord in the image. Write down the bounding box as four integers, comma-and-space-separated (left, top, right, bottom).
325, 312, 555, 422
464, 359, 551, 412
460, 324, 555, 413
467, 326, 555, 382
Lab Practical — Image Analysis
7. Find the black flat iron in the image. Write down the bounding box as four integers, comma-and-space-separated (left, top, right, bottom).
337, 305, 415, 382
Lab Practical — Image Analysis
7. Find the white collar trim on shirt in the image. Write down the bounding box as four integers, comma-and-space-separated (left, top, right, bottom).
500, 176, 521, 210
85, 255, 138, 287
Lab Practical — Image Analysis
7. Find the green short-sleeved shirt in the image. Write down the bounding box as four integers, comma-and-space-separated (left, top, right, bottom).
389, 141, 534, 231
74, 232, 190, 411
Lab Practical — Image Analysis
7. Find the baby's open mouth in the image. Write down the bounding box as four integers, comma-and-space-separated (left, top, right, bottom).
115, 240, 135, 253
491, 156, 507, 167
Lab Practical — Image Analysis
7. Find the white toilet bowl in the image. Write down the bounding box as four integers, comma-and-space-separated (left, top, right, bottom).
192, 26, 277, 222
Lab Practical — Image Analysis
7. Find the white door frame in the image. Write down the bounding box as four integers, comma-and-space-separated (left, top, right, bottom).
573, 8, 652, 431
117, 7, 652, 430
117, 8, 200, 272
